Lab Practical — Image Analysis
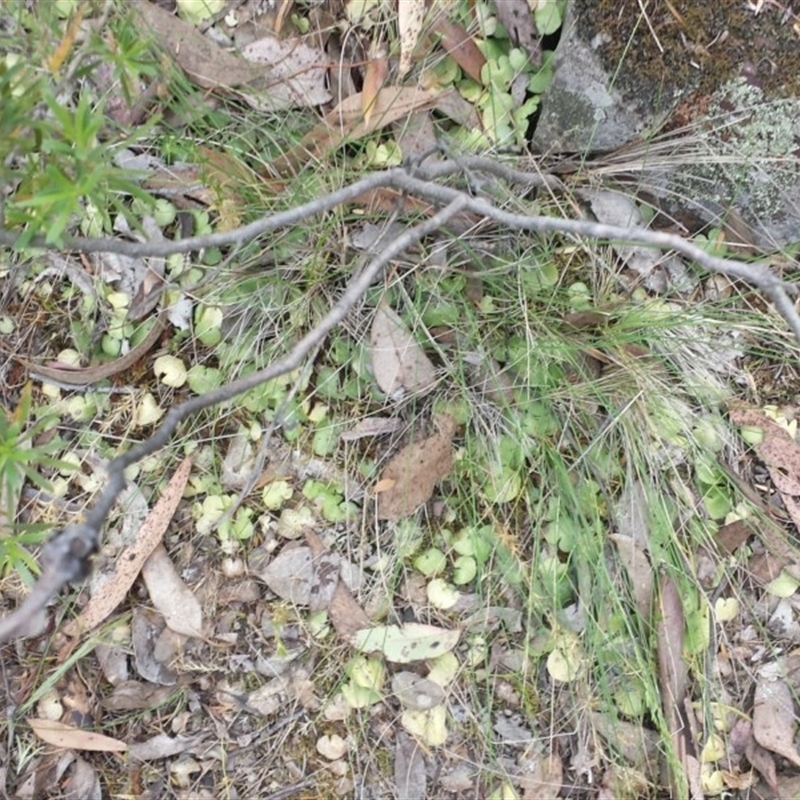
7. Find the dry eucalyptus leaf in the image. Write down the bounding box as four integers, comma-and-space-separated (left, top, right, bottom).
753, 678, 800, 768
136, 4, 263, 91
63, 457, 193, 638
28, 719, 127, 753
141, 544, 203, 638
370, 303, 436, 398
376, 416, 455, 520
398, 0, 426, 77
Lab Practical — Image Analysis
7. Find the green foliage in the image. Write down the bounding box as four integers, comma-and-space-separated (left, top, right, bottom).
0, 3, 159, 247
0, 385, 72, 581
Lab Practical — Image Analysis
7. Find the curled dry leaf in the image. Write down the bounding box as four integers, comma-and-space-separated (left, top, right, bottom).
371, 301, 436, 398
376, 415, 455, 520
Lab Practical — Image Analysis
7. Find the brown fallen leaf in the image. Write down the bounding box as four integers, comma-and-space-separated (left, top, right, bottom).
62, 457, 193, 639
141, 544, 203, 638
28, 719, 127, 752
305, 529, 370, 641
493, 0, 541, 66
269, 86, 442, 175
376, 415, 456, 520
362, 44, 389, 123
431, 17, 486, 83
370, 301, 437, 398
136, 4, 263, 91
729, 405, 800, 532
753, 677, 800, 768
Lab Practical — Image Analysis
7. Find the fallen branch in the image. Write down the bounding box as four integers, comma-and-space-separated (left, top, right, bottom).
0, 157, 797, 641
0, 197, 468, 642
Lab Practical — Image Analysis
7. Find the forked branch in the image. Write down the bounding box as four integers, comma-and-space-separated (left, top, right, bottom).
0, 158, 796, 642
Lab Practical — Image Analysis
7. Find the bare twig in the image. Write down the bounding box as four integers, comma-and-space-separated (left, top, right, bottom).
0, 197, 469, 643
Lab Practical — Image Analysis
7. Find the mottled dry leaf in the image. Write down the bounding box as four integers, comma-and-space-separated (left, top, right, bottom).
141, 545, 203, 638
753, 678, 800, 768
395, 730, 427, 799
371, 302, 436, 398
131, 607, 177, 686
340, 416, 403, 441
101, 681, 175, 712
28, 719, 127, 752
305, 530, 370, 640
63, 457, 192, 638
128, 733, 205, 761
240, 36, 331, 109
376, 416, 455, 520
519, 751, 563, 800
398, 0, 426, 76
64, 756, 100, 800
258, 546, 340, 611
493, 0, 541, 66
730, 405, 800, 532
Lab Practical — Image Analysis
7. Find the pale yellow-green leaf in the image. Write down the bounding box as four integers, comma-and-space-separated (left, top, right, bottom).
400, 705, 448, 746
546, 634, 585, 683
176, 0, 225, 25
153, 355, 188, 388
426, 651, 460, 687
348, 655, 386, 691
341, 681, 382, 709
261, 480, 293, 510
426, 578, 460, 609
353, 623, 460, 663
714, 597, 739, 622
135, 392, 164, 427
766, 571, 800, 598
701, 733, 726, 763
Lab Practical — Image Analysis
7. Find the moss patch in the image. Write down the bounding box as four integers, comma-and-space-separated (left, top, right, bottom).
573, 0, 800, 108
